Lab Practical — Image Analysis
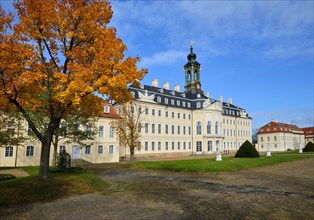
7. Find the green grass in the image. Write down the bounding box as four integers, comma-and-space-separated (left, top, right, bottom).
0, 166, 110, 206
132, 153, 314, 172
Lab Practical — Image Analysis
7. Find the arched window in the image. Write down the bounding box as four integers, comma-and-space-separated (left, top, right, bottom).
109, 145, 114, 154
207, 121, 212, 134
215, 122, 219, 135
187, 71, 191, 81
157, 96, 161, 103
104, 106, 110, 113
26, 146, 34, 156
196, 102, 201, 108
171, 99, 174, 105
165, 98, 168, 104
98, 145, 103, 154
194, 70, 198, 80
176, 100, 180, 106
196, 121, 202, 134
182, 101, 186, 107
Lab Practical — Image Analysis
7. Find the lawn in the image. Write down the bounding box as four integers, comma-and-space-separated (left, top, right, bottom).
131, 152, 314, 172
0, 167, 110, 206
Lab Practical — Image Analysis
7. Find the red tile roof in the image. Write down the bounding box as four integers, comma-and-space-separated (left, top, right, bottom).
98, 103, 121, 119
257, 120, 304, 135
302, 127, 314, 138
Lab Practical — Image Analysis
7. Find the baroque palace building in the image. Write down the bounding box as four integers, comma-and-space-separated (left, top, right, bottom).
116, 46, 252, 158
0, 46, 252, 166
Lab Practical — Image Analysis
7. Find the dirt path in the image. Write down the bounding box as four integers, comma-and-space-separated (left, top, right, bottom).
1, 158, 313, 220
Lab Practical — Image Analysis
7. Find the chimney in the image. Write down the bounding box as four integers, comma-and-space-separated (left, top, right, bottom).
163, 82, 169, 90
174, 84, 180, 92
152, 79, 158, 87
228, 98, 232, 105
219, 96, 223, 102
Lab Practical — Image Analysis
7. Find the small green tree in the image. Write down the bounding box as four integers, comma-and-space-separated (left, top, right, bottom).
235, 140, 260, 158
303, 142, 314, 152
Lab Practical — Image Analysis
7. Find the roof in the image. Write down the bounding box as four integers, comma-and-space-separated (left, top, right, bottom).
302, 127, 314, 138
127, 84, 250, 118
98, 103, 121, 119
257, 121, 304, 135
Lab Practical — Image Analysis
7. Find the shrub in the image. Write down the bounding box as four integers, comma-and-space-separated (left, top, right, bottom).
235, 140, 260, 158
57, 151, 71, 168
303, 142, 314, 152
0, 174, 16, 182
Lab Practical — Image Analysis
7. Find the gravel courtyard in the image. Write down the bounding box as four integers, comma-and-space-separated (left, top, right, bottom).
1, 158, 313, 220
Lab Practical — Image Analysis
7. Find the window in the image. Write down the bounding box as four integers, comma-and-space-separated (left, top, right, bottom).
187, 102, 191, 108
145, 108, 148, 115
172, 125, 175, 134
183, 126, 186, 135
59, 145, 66, 154
274, 136, 277, 141
85, 145, 91, 154
145, 123, 149, 133
26, 146, 34, 156
104, 106, 110, 113
138, 123, 142, 133
196, 102, 201, 108
158, 124, 161, 134
5, 146, 13, 157
183, 142, 186, 150
99, 126, 104, 137
109, 126, 115, 137
189, 126, 191, 135
196, 121, 202, 134
165, 125, 168, 134
152, 109, 155, 116
183, 114, 186, 119
98, 145, 103, 154
177, 100, 180, 106
172, 112, 174, 118
165, 111, 168, 117
27, 123, 33, 136
152, 142, 155, 151
158, 142, 161, 151
158, 110, 161, 116
182, 101, 186, 107
178, 113, 180, 118
215, 122, 219, 135
178, 142, 180, 150
189, 142, 191, 150
165, 98, 168, 104
207, 141, 212, 152
138, 142, 141, 151
165, 142, 169, 150
109, 145, 114, 154
152, 124, 155, 133
171, 99, 174, 105
267, 137, 270, 141
145, 142, 148, 151
178, 126, 180, 134
61, 122, 67, 137
196, 141, 202, 152
172, 142, 175, 150
157, 96, 161, 103
207, 121, 212, 134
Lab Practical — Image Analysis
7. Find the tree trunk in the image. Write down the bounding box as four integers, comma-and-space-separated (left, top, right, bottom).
130, 147, 135, 162
39, 137, 52, 179
52, 140, 58, 166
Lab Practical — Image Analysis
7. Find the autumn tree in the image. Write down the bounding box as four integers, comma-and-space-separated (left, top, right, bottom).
112, 102, 143, 162
0, 1, 147, 179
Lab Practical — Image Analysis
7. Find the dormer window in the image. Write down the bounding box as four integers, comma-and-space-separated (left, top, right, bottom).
177, 100, 180, 106
171, 99, 174, 105
104, 106, 110, 114
157, 96, 161, 103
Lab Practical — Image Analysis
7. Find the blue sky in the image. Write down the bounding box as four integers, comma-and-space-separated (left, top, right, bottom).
108, 0, 313, 129
1, 0, 313, 130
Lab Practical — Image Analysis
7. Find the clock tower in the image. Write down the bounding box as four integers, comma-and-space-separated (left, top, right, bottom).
184, 45, 203, 95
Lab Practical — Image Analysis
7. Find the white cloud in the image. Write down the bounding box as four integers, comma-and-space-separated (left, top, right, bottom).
140, 50, 186, 67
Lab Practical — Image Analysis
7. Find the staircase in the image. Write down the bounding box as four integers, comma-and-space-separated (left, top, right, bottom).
71, 159, 92, 167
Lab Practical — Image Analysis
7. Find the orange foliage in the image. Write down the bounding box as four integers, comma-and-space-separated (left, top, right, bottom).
0, 0, 147, 116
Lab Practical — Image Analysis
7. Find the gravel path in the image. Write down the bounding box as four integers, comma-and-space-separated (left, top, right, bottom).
1, 158, 313, 220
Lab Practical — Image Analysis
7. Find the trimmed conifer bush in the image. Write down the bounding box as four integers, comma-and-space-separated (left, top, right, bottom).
235, 140, 260, 158
303, 142, 314, 152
